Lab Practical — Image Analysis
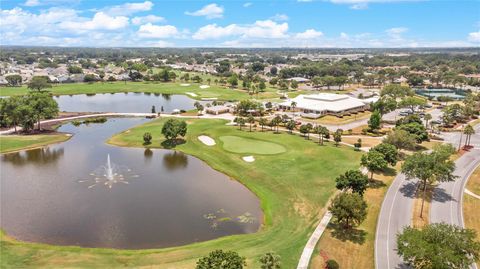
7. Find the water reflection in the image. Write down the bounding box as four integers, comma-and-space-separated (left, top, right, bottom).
163, 151, 188, 171
144, 148, 153, 162
55, 92, 197, 113
2, 147, 64, 166
1, 118, 261, 249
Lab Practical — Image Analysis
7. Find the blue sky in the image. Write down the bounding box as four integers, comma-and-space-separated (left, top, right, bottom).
1, 0, 479, 47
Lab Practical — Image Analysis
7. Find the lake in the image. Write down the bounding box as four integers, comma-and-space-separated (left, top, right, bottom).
55, 93, 198, 113
0, 118, 261, 249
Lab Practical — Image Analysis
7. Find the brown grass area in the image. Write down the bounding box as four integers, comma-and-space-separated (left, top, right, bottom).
302, 111, 372, 125
312, 165, 399, 269
464, 166, 480, 268
411, 184, 433, 228
342, 136, 382, 148
466, 165, 480, 194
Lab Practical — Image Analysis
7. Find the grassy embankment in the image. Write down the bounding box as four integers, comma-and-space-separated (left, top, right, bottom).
0, 81, 280, 101
464, 166, 480, 268
1, 118, 362, 268
0, 134, 71, 154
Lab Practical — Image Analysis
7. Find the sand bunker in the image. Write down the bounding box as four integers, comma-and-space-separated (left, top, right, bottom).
180, 83, 191, 86
242, 156, 255, 162
200, 85, 210, 89
186, 92, 198, 97
198, 135, 215, 146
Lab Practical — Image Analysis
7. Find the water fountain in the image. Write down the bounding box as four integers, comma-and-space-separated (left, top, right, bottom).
78, 154, 138, 189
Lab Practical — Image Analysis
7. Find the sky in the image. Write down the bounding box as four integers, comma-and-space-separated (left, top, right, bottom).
0, 0, 479, 48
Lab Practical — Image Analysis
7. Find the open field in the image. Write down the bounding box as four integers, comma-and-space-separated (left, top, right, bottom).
0, 134, 71, 154
1, 118, 362, 268
0, 81, 280, 101
311, 164, 398, 269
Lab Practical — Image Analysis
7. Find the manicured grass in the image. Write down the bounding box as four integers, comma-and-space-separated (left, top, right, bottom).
1, 118, 362, 268
0, 134, 71, 153
0, 81, 280, 101
219, 135, 287, 155
312, 164, 399, 269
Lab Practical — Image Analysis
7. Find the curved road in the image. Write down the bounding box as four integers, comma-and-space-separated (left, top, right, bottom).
375, 173, 417, 269
376, 123, 480, 269
430, 124, 480, 269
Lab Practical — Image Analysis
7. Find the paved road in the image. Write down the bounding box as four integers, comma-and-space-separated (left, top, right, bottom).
375, 173, 417, 269
375, 122, 480, 269
430, 124, 480, 269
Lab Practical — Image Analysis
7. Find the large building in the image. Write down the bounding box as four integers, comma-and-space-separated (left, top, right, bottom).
278, 93, 378, 118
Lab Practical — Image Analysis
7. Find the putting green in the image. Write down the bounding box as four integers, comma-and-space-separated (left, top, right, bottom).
219, 135, 286, 155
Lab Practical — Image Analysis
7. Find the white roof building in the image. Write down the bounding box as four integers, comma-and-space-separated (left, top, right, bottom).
279, 93, 376, 115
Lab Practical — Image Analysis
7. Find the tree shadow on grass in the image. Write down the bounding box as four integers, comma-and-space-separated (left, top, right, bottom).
161, 139, 186, 149
328, 223, 367, 245
369, 179, 387, 189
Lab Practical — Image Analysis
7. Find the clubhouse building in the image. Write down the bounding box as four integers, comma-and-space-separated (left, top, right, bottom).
278, 93, 378, 118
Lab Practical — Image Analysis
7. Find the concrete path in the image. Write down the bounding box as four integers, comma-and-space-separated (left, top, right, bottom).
465, 189, 480, 199
0, 112, 237, 135
296, 211, 332, 269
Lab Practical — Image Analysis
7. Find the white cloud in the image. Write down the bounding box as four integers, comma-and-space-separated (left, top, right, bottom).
327, 0, 421, 9
295, 29, 323, 39
24, 0, 40, 6
350, 3, 368, 9
137, 23, 179, 38
102, 1, 153, 16
468, 31, 480, 42
23, 0, 79, 6
340, 32, 349, 39
185, 3, 224, 19
243, 2, 252, 7
60, 12, 129, 32
386, 27, 408, 39
132, 15, 165, 25
193, 20, 288, 40
270, 13, 289, 21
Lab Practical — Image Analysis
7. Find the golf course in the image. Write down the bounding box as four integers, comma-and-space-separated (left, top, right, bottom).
1, 117, 362, 268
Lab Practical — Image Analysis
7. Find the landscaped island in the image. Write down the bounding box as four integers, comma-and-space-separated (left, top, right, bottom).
1, 117, 361, 268
0, 133, 71, 154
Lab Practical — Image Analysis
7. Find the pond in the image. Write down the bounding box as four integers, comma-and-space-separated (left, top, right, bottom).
55, 92, 198, 113
0, 118, 262, 249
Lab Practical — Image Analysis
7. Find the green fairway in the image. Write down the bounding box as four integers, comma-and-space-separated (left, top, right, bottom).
1, 118, 362, 268
0, 134, 71, 154
219, 135, 286, 155
0, 81, 280, 101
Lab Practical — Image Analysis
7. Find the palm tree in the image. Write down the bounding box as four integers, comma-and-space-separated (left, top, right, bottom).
424, 113, 432, 130
272, 115, 282, 133
247, 115, 255, 132
315, 125, 328, 145
463, 124, 475, 147
258, 117, 267, 132
291, 101, 297, 118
